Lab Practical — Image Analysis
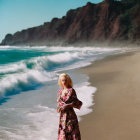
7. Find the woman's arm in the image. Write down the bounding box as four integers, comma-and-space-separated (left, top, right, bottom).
57, 90, 65, 112
71, 88, 83, 109
63, 89, 83, 110
62, 101, 82, 110
62, 102, 74, 110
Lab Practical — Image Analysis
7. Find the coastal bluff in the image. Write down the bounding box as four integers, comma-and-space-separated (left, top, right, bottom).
1, 0, 140, 46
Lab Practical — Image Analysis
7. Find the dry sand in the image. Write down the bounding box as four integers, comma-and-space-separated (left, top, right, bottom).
78, 49, 140, 140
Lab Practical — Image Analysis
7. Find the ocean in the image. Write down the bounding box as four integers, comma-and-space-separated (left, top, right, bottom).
0, 45, 137, 140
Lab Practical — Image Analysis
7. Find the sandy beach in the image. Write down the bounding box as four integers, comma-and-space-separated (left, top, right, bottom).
78, 48, 140, 140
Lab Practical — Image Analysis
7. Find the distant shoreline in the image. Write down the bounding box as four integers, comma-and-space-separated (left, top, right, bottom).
0, 40, 140, 48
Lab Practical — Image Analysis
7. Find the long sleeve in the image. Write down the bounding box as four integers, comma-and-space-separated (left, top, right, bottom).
57, 90, 65, 113
71, 89, 83, 110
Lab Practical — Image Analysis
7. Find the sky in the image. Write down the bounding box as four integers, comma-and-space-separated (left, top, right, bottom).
0, 0, 103, 43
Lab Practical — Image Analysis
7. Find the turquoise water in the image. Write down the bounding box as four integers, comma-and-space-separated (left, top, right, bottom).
0, 45, 133, 104
0, 48, 63, 70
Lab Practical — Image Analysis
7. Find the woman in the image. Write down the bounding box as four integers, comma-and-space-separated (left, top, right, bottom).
57, 73, 83, 140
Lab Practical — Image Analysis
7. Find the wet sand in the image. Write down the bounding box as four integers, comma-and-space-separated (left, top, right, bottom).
78, 49, 140, 140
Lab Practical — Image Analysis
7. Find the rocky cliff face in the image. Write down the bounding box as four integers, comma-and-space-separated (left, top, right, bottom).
1, 1, 140, 46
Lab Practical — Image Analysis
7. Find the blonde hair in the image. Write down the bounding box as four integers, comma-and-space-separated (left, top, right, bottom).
58, 73, 73, 88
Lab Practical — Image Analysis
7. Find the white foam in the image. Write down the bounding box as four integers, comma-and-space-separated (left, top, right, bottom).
73, 81, 97, 121
0, 62, 27, 73
47, 52, 80, 63
0, 69, 57, 97
0, 105, 59, 140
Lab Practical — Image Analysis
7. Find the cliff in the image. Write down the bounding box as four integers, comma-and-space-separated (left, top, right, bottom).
1, 0, 140, 46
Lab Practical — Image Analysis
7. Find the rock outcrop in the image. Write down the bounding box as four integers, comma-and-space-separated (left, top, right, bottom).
1, 0, 140, 46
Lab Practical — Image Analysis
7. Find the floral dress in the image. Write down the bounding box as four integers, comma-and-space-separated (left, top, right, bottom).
57, 87, 83, 140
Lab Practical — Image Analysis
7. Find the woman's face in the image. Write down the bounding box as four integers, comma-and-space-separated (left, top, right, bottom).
61, 76, 67, 87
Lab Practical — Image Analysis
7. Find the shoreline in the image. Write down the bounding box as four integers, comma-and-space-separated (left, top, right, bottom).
78, 49, 140, 140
